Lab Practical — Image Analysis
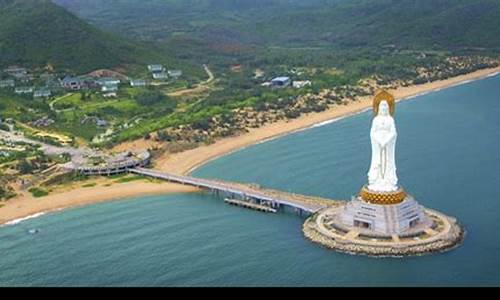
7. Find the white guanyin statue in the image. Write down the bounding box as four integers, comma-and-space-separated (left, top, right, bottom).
367, 99, 398, 192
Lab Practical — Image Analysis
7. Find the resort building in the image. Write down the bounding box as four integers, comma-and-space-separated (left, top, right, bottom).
14, 86, 34, 94
71, 151, 151, 176
4, 66, 27, 78
152, 72, 168, 80
96, 77, 121, 86
130, 79, 147, 87
103, 92, 117, 98
31, 116, 55, 127
101, 83, 118, 93
34, 89, 52, 98
61, 76, 85, 91
96, 119, 108, 127
167, 70, 183, 79
148, 64, 165, 73
0, 79, 15, 88
293, 80, 312, 88
271, 77, 291, 88
40, 73, 54, 81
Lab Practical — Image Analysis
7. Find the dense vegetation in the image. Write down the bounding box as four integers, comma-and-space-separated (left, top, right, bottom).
0, 0, 188, 74
52, 0, 500, 82
55, 0, 500, 50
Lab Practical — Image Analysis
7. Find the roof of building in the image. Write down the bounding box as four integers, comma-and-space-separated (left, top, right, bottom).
34, 89, 51, 96
15, 86, 33, 91
152, 72, 168, 79
272, 76, 291, 82
148, 64, 164, 71
97, 77, 120, 83
61, 76, 83, 84
168, 70, 182, 75
0, 79, 15, 86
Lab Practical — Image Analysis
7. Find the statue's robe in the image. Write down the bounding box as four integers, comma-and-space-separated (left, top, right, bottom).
368, 114, 398, 192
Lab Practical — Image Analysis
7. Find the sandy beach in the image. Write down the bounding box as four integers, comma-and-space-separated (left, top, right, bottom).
0, 181, 198, 226
1, 66, 499, 225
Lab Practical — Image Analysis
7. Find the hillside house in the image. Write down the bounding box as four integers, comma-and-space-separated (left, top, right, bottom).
271, 76, 291, 88
292, 80, 312, 88
96, 77, 121, 86
61, 76, 85, 91
96, 119, 108, 127
0, 79, 15, 88
101, 83, 118, 93
152, 72, 168, 80
148, 64, 165, 73
14, 87, 34, 94
34, 89, 52, 98
40, 73, 54, 81
103, 92, 117, 98
32, 116, 55, 127
130, 79, 147, 87
4, 67, 27, 77
167, 70, 183, 79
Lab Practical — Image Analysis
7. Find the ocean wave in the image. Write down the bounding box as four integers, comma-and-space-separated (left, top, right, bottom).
2, 212, 47, 226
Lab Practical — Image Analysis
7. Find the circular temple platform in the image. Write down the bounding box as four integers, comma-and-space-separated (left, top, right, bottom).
302, 204, 465, 257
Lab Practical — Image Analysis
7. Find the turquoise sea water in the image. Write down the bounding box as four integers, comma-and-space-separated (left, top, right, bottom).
1, 75, 500, 286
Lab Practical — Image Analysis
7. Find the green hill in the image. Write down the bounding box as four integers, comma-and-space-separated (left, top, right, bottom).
54, 0, 500, 50
0, 0, 167, 73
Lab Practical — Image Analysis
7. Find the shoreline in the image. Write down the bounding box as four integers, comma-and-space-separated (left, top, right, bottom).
156, 66, 500, 175
1, 66, 499, 226
0, 181, 199, 226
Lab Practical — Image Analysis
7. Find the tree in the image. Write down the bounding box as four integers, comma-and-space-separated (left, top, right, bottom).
136, 90, 167, 106
18, 159, 34, 174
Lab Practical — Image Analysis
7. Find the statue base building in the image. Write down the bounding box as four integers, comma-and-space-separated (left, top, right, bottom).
303, 181, 464, 257
340, 186, 429, 235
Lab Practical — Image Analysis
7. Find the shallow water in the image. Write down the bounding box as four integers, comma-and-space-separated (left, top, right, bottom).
1, 75, 500, 286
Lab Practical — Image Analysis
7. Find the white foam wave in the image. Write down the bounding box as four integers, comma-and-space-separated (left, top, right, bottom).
2, 212, 47, 226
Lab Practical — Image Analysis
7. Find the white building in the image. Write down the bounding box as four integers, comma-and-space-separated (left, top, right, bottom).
148, 64, 164, 73
96, 77, 121, 86
340, 194, 428, 235
271, 77, 291, 88
293, 80, 312, 88
130, 79, 147, 87
34, 89, 51, 98
101, 83, 118, 93
0, 79, 15, 88
152, 72, 168, 80
167, 70, 183, 79
14, 87, 34, 94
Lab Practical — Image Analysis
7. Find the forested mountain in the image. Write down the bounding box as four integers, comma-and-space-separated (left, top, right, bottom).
53, 0, 500, 50
0, 0, 166, 73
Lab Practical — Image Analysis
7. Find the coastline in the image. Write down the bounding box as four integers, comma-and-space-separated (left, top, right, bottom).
156, 66, 500, 175
0, 181, 199, 226
1, 66, 499, 226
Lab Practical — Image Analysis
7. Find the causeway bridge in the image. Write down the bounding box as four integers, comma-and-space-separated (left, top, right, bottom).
130, 167, 338, 214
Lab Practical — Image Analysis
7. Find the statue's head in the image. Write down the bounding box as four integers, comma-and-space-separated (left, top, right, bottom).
378, 100, 390, 116
373, 90, 395, 116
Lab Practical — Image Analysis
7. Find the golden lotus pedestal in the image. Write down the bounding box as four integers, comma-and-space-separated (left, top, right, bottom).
359, 185, 407, 205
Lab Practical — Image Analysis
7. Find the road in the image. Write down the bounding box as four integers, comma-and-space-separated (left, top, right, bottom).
167, 64, 215, 97
0, 129, 96, 166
